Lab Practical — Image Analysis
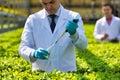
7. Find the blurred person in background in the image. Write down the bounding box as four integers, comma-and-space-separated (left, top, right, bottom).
18, 0, 87, 72
94, 4, 120, 42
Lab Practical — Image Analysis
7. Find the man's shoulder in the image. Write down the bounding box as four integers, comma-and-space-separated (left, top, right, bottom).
65, 9, 80, 16
35, 9, 45, 14
113, 16, 120, 21
28, 9, 44, 18
96, 17, 105, 23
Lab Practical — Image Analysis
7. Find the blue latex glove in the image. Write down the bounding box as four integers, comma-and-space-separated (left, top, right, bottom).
65, 20, 78, 35
33, 48, 49, 59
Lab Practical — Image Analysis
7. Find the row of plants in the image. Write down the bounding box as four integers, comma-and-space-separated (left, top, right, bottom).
0, 24, 120, 80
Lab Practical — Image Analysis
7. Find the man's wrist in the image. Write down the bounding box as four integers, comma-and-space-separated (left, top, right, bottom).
29, 49, 37, 62
30, 50, 35, 58
70, 32, 79, 43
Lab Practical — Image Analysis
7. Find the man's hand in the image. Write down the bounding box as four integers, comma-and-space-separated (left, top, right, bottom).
33, 48, 49, 59
101, 34, 109, 41
65, 20, 78, 35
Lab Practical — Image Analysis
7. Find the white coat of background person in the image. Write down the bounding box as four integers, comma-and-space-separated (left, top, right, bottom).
18, 0, 88, 72
94, 4, 120, 42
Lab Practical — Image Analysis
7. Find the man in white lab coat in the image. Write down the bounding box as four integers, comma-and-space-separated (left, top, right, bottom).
18, 0, 87, 72
94, 4, 120, 42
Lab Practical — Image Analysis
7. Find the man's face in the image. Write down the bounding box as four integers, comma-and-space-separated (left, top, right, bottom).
41, 0, 60, 15
102, 6, 112, 18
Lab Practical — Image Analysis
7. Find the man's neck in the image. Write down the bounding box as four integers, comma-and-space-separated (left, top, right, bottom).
106, 15, 112, 20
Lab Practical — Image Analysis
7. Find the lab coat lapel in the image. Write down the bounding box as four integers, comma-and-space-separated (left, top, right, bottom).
54, 6, 68, 34
110, 16, 115, 27
103, 17, 108, 26
40, 9, 52, 34
52, 7, 68, 42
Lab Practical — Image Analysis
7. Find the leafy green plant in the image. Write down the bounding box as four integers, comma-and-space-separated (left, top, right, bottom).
0, 24, 120, 80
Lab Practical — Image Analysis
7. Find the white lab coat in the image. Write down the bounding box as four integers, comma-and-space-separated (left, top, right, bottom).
94, 15, 120, 41
18, 5, 87, 72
